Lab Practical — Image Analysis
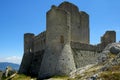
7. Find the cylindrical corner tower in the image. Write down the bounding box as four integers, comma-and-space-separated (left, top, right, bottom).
38, 6, 76, 79
19, 33, 34, 74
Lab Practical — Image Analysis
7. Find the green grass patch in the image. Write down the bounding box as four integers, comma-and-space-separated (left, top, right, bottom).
52, 75, 68, 78
50, 75, 75, 80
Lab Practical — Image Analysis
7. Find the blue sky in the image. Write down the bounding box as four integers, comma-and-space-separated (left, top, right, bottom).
0, 0, 120, 64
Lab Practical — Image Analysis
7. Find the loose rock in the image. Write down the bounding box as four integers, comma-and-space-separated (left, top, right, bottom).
110, 46, 120, 54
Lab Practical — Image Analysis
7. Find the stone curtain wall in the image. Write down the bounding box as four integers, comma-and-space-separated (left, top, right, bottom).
29, 31, 46, 76
30, 50, 44, 77
71, 42, 99, 68
34, 31, 46, 52
72, 49, 99, 68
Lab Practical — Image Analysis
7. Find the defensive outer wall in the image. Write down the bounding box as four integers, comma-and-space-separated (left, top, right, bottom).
19, 1, 116, 79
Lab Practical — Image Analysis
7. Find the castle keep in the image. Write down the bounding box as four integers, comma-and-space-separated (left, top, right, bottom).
19, 2, 116, 79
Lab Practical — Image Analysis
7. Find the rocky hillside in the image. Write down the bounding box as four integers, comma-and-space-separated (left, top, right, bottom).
69, 42, 120, 80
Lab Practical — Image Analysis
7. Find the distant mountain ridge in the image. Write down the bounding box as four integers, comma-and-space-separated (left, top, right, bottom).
0, 62, 20, 71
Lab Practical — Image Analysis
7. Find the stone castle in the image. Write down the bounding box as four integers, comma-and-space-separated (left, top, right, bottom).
19, 1, 116, 79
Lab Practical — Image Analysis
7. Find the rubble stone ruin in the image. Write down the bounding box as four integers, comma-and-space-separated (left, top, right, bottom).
19, 1, 116, 79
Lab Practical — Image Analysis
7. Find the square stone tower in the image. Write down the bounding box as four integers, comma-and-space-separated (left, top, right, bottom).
38, 2, 90, 79
38, 5, 76, 79
58, 2, 89, 44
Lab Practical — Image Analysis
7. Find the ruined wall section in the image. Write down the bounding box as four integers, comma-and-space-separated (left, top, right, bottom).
19, 33, 34, 74
98, 31, 116, 51
58, 2, 89, 44
30, 31, 46, 77
101, 31, 116, 44
33, 31, 46, 52
38, 6, 76, 79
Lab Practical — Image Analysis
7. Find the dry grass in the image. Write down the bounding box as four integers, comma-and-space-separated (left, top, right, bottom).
100, 71, 120, 80
11, 74, 31, 80
107, 66, 120, 71
109, 53, 116, 58
2, 74, 36, 80
100, 64, 120, 80
50, 76, 75, 80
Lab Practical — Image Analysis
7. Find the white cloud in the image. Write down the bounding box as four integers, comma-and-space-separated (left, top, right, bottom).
0, 56, 22, 64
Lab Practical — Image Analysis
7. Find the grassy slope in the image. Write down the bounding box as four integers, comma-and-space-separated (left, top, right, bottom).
2, 74, 36, 80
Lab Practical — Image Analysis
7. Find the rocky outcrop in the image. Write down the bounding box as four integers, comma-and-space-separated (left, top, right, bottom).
5, 66, 12, 77
97, 43, 120, 71
69, 42, 120, 80
4, 66, 16, 78
110, 44, 120, 54
104, 43, 120, 54
100, 52, 120, 71
70, 64, 96, 78
98, 43, 120, 63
